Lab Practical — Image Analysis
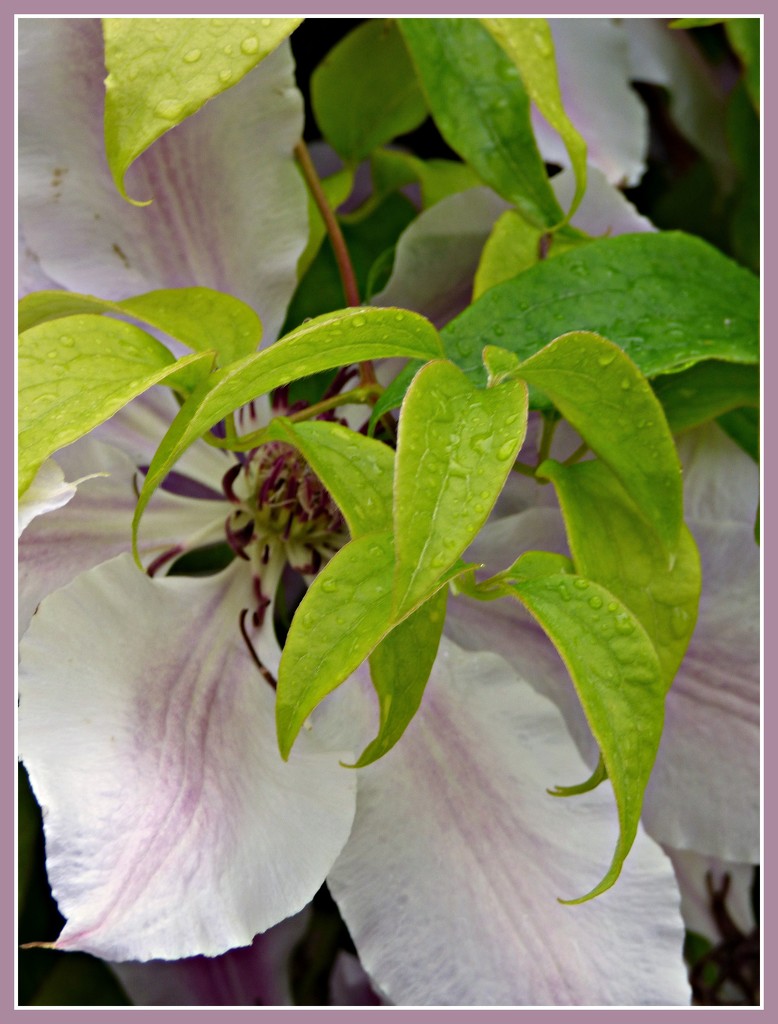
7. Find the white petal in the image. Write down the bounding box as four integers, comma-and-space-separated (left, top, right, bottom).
18, 458, 80, 536
18, 435, 227, 638
537, 20, 648, 186
326, 641, 690, 1006
18, 19, 307, 342
642, 518, 760, 861
371, 187, 510, 327
553, 165, 657, 236
110, 908, 310, 1005
19, 555, 356, 961
663, 847, 756, 946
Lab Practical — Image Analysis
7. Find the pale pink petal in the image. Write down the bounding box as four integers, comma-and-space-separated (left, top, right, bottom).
18, 436, 228, 637
110, 909, 310, 1005
329, 952, 385, 1006
664, 847, 756, 945
325, 641, 690, 1006
624, 19, 732, 181
18, 19, 307, 342
18, 555, 356, 962
18, 458, 81, 536
536, 20, 648, 186
93, 387, 233, 492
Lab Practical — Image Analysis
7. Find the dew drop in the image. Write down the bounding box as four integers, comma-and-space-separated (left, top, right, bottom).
241, 35, 259, 54
351, 314, 366, 327
670, 606, 691, 638
573, 578, 589, 590
219, 69, 233, 83
607, 602, 618, 612
598, 352, 616, 367
496, 440, 515, 460
223, 43, 234, 55
557, 581, 571, 601
260, 17, 272, 27
614, 614, 634, 636
155, 98, 184, 120
59, 335, 74, 348
620, 378, 631, 390
183, 48, 202, 63
301, 612, 314, 629
322, 579, 337, 593
589, 595, 603, 610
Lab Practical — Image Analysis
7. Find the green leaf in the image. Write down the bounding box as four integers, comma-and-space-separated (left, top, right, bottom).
502, 559, 665, 903
398, 18, 564, 228
367, 360, 422, 435
392, 358, 528, 618
481, 18, 587, 220
311, 19, 427, 162
103, 17, 302, 202
355, 586, 448, 766
19, 287, 263, 367
652, 360, 759, 435
726, 18, 760, 111
718, 406, 760, 463
473, 207, 589, 299
538, 458, 701, 686
276, 532, 396, 759
261, 418, 395, 537
134, 306, 443, 554
370, 149, 483, 210
444, 232, 760, 385
18, 314, 212, 497
516, 331, 683, 551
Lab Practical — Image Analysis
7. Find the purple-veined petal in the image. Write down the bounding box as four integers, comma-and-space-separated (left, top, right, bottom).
18, 435, 228, 638
18, 554, 357, 962
110, 908, 310, 1005
18, 19, 307, 343
535, 20, 648, 187
641, 517, 760, 861
664, 846, 756, 946
94, 386, 233, 493
322, 641, 689, 1006
18, 458, 83, 536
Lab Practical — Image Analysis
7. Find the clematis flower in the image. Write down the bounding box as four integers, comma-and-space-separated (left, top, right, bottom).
19, 16, 747, 1007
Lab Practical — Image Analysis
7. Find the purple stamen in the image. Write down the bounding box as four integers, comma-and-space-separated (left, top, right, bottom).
238, 609, 277, 689
146, 545, 184, 578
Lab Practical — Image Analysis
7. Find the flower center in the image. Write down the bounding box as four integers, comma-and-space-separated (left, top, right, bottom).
222, 441, 347, 576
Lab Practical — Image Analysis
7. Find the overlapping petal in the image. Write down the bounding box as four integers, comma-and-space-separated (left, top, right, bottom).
18, 434, 228, 638
19, 555, 357, 962
18, 18, 307, 342
448, 422, 760, 865
18, 458, 82, 536
324, 641, 690, 1006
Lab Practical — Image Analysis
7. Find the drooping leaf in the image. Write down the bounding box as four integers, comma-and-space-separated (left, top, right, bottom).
392, 358, 528, 618
538, 457, 701, 685
367, 360, 423, 435
312, 19, 427, 162
398, 18, 564, 228
652, 360, 759, 434
261, 418, 395, 537
134, 307, 443, 555
501, 558, 666, 903
102, 17, 302, 202
19, 287, 263, 366
517, 331, 683, 551
726, 18, 760, 111
355, 586, 448, 767
444, 232, 760, 385
18, 314, 212, 497
481, 18, 588, 220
